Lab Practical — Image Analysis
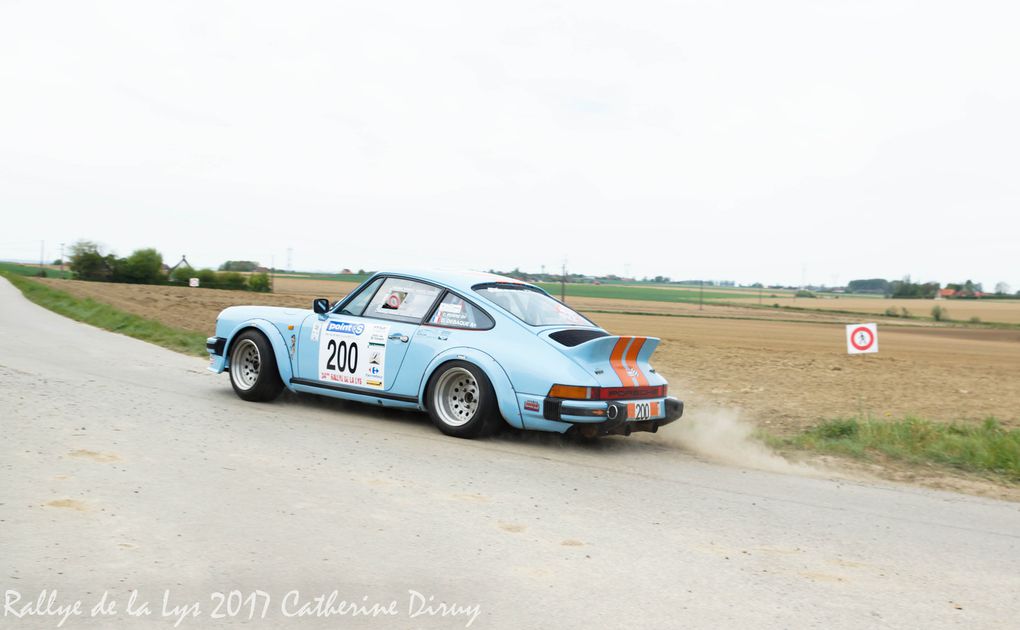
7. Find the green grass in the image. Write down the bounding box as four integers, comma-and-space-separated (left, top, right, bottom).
1, 272, 208, 356
275, 271, 373, 283
0, 261, 72, 278
768, 417, 1020, 482
535, 282, 752, 303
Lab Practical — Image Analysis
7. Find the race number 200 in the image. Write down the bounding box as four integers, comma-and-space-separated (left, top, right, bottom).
318, 321, 389, 389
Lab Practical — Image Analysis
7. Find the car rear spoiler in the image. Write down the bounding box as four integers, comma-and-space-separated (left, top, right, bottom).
561, 335, 661, 386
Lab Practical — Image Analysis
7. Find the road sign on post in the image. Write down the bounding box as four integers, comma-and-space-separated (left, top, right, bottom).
189, 278, 200, 288
846, 323, 878, 355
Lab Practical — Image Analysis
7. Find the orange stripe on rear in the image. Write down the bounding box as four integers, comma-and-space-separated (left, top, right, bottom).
609, 336, 631, 386
624, 337, 648, 386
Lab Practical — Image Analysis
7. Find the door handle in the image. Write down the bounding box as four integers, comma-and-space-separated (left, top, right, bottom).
388, 333, 409, 343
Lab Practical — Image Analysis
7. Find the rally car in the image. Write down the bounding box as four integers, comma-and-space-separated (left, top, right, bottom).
207, 270, 683, 438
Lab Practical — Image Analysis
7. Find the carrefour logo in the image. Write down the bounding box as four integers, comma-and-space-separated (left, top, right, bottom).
326, 321, 365, 335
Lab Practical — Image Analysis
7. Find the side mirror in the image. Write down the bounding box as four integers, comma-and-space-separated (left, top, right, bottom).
312, 298, 330, 314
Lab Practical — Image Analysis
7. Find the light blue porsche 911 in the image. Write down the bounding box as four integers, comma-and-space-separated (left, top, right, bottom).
207, 270, 683, 439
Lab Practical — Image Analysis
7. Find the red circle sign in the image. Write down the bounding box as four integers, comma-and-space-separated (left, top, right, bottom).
850, 326, 875, 351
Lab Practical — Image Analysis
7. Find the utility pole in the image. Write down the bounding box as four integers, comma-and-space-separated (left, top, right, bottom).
758, 285, 762, 305
59, 243, 65, 278
271, 255, 275, 293
40, 240, 45, 271
699, 279, 704, 310
561, 260, 566, 302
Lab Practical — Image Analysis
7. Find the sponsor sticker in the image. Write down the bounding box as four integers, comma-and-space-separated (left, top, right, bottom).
383, 291, 407, 310
318, 320, 389, 389
524, 400, 540, 412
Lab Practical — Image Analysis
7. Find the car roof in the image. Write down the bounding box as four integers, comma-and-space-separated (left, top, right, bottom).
375, 268, 538, 293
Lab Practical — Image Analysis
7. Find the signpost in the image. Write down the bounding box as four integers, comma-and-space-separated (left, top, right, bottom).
846, 323, 878, 355
189, 278, 200, 288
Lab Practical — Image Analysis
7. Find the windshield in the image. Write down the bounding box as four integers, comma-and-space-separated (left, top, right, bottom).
473, 284, 592, 327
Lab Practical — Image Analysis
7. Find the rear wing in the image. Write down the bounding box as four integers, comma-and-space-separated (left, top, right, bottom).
560, 335, 661, 387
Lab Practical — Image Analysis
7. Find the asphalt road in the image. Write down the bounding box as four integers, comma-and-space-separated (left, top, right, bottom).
2, 277, 1018, 629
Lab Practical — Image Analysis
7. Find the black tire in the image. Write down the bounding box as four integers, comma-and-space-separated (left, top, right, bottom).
425, 361, 502, 438
228, 330, 284, 402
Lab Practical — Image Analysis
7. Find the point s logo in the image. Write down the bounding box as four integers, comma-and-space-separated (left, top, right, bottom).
325, 321, 365, 336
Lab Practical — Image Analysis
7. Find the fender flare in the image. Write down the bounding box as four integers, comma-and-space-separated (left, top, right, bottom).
224, 319, 295, 387
419, 347, 523, 429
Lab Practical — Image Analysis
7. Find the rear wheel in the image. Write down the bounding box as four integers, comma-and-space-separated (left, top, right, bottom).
426, 361, 502, 438
228, 330, 284, 402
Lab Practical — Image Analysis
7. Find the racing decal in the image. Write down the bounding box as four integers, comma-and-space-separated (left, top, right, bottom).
627, 401, 661, 421
624, 338, 649, 387
372, 283, 441, 319
429, 295, 483, 329
382, 290, 407, 310
610, 337, 649, 387
524, 400, 540, 412
318, 320, 389, 389
310, 320, 322, 342
609, 337, 633, 386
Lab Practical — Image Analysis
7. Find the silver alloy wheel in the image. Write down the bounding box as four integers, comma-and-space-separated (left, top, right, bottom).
433, 367, 480, 427
231, 339, 261, 391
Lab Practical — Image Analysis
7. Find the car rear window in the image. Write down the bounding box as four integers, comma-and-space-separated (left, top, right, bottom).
473, 283, 591, 327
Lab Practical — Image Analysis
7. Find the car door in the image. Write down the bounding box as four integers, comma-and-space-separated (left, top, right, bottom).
296, 276, 442, 394
388, 291, 496, 397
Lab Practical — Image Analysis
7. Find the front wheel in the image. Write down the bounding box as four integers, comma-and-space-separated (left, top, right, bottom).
228, 330, 284, 402
426, 361, 502, 438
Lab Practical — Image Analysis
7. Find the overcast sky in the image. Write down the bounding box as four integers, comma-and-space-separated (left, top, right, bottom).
1, 1, 1017, 289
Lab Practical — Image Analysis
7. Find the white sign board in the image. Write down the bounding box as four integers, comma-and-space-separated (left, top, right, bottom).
188, 277, 199, 288
846, 323, 878, 354
317, 320, 390, 390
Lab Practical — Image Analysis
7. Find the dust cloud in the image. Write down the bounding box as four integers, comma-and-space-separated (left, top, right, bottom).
656, 406, 819, 476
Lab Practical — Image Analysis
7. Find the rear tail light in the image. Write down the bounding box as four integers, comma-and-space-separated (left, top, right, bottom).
547, 385, 592, 400
547, 384, 667, 400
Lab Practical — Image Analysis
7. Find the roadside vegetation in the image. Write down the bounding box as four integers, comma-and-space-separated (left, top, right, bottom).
66, 240, 270, 291
768, 417, 1020, 482
1, 272, 207, 356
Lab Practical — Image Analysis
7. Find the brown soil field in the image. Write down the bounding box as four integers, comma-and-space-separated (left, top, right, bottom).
566, 296, 940, 327
592, 312, 1020, 433
37, 277, 1020, 433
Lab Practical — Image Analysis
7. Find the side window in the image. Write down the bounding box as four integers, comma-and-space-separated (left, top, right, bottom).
428, 293, 494, 330
338, 277, 383, 316
364, 278, 442, 324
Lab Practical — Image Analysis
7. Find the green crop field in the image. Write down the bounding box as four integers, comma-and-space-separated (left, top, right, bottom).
0, 261, 72, 279
534, 282, 755, 304
275, 271, 373, 283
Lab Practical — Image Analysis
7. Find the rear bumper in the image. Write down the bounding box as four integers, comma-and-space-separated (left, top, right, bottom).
542, 395, 684, 436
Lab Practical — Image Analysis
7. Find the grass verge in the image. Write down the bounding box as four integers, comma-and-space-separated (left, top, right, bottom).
1, 272, 208, 356
767, 417, 1020, 482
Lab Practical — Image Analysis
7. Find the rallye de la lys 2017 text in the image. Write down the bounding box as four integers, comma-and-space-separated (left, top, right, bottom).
206, 269, 683, 439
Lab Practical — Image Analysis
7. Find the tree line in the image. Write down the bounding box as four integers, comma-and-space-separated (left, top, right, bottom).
848, 277, 1015, 298
66, 241, 270, 292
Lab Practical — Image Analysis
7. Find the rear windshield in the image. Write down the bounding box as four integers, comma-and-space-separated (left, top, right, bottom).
473, 284, 591, 327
